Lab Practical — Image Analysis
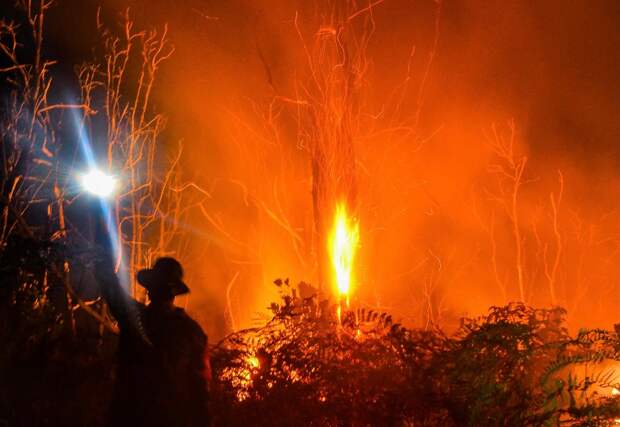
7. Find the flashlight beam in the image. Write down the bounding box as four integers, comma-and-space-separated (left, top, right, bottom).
80, 169, 117, 198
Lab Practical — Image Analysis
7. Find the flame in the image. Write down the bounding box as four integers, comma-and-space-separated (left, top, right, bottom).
611, 388, 620, 424
220, 353, 262, 401
328, 202, 360, 300
247, 355, 260, 373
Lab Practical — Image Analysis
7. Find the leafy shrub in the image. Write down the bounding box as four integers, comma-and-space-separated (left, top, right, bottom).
0, 236, 115, 427
211, 280, 620, 426
3, 244, 620, 426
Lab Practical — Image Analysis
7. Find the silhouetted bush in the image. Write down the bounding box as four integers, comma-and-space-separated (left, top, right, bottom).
0, 236, 115, 427
211, 279, 620, 426
3, 242, 620, 426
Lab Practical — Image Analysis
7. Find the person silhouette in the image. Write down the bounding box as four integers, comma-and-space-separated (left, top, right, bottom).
96, 257, 210, 427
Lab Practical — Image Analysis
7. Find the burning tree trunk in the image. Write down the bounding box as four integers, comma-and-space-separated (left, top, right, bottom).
211, 0, 441, 325
297, 2, 372, 295
311, 129, 358, 295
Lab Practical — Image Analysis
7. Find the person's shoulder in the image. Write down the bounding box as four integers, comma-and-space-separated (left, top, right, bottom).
173, 307, 206, 338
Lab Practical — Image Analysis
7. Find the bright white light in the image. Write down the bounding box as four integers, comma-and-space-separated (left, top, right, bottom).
80, 169, 117, 198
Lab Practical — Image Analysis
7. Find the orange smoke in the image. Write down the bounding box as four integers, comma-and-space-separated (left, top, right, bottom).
93, 0, 620, 338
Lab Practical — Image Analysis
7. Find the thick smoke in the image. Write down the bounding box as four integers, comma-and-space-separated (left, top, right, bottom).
46, 0, 620, 338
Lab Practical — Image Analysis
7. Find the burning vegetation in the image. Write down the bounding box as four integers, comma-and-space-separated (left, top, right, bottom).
1, 0, 619, 426
210, 279, 620, 426
329, 202, 359, 302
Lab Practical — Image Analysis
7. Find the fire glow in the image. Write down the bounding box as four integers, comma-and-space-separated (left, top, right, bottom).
328, 203, 360, 302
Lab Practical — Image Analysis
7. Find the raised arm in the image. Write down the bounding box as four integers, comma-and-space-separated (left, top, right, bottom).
94, 253, 130, 328
94, 252, 149, 344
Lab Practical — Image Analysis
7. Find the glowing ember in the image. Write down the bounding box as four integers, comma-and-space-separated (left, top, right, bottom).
328, 203, 360, 301
247, 355, 260, 370
611, 388, 620, 424
220, 353, 262, 402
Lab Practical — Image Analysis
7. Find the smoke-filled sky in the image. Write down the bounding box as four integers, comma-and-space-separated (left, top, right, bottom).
6, 0, 619, 338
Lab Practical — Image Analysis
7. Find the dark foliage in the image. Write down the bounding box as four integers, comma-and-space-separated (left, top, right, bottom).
3, 242, 620, 426
0, 235, 115, 427
210, 280, 620, 427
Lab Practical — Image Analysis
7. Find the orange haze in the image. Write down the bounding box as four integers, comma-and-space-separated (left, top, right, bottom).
60, 0, 620, 339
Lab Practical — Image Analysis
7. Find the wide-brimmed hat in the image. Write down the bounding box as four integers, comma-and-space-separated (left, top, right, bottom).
136, 257, 190, 296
